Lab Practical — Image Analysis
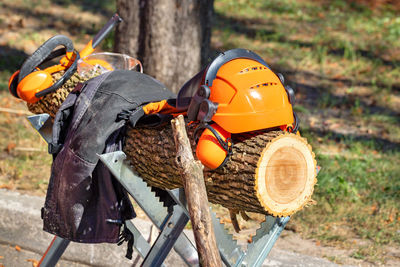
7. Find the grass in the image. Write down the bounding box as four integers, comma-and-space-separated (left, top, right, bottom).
290, 129, 400, 263
214, 0, 400, 89
298, 127, 400, 248
213, 0, 400, 263
0, 0, 399, 264
0, 93, 51, 194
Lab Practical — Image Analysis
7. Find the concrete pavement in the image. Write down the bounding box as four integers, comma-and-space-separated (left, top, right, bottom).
0, 189, 342, 266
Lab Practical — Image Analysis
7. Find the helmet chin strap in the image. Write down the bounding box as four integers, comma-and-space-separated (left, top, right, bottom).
286, 112, 299, 134
194, 122, 233, 169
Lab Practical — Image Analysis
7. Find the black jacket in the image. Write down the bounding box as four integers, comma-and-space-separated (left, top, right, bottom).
43, 70, 175, 243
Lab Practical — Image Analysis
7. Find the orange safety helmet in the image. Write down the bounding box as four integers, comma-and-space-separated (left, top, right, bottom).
178, 48, 298, 169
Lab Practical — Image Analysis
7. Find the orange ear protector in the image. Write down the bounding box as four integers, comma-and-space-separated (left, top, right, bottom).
8, 35, 79, 103
194, 123, 232, 169
8, 13, 122, 104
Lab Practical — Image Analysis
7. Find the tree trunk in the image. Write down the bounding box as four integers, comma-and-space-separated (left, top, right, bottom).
114, 0, 214, 93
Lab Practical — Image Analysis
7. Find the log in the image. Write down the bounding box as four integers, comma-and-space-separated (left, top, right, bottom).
124, 124, 317, 217
26, 71, 101, 118
27, 72, 317, 217
171, 115, 222, 267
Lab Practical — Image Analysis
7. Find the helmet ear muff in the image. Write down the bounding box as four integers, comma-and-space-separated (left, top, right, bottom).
195, 123, 232, 170
9, 35, 78, 103
16, 70, 53, 103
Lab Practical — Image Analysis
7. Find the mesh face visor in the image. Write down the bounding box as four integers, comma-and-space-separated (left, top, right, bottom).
176, 68, 206, 111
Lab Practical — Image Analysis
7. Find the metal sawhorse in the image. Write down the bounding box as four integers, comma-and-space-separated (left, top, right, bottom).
29, 114, 289, 267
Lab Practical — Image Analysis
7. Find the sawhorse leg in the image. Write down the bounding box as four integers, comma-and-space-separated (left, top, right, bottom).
38, 236, 70, 267
142, 205, 189, 266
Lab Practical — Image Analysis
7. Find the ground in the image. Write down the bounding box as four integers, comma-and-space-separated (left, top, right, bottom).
0, 0, 399, 266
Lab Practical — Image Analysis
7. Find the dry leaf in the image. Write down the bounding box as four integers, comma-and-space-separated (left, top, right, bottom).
370, 204, 379, 214
0, 184, 13, 190
220, 218, 231, 224
388, 214, 394, 223
15, 245, 21, 252
6, 142, 16, 153
26, 259, 39, 267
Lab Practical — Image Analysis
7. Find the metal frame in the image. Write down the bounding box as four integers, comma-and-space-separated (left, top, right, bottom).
29, 114, 289, 267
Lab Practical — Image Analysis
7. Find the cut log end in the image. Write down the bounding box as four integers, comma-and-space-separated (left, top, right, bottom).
255, 133, 317, 217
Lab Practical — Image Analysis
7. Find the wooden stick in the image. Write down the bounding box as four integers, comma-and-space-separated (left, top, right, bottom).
229, 209, 241, 233
14, 147, 45, 152
0, 107, 32, 115
171, 115, 222, 267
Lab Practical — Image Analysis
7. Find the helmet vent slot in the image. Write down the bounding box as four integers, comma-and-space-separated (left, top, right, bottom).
250, 82, 277, 89
239, 66, 268, 74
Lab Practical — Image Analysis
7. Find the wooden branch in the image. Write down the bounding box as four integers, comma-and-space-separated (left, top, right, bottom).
14, 147, 45, 152
0, 107, 32, 115
171, 115, 222, 267
229, 209, 240, 233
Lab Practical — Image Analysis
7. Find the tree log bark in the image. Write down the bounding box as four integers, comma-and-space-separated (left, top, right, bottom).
171, 115, 221, 267
124, 123, 317, 217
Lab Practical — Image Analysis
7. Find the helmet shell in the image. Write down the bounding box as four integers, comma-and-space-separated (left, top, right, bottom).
208, 58, 294, 133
